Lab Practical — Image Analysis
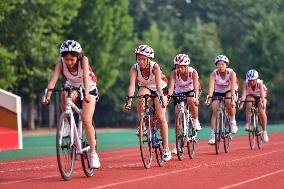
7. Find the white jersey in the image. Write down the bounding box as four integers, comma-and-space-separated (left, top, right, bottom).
174, 67, 195, 93
135, 61, 167, 91
214, 68, 232, 93
246, 79, 268, 97
62, 59, 97, 90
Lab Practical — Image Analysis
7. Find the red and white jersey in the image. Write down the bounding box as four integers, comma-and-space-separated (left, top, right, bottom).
174, 67, 195, 93
246, 79, 268, 97
214, 68, 232, 93
135, 61, 168, 91
62, 59, 97, 90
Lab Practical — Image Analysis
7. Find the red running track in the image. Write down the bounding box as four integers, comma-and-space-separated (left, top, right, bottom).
0, 132, 284, 189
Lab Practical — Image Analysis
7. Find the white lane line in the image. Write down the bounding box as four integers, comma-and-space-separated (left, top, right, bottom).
0, 174, 59, 185
89, 149, 284, 189
220, 168, 284, 189
90, 165, 202, 189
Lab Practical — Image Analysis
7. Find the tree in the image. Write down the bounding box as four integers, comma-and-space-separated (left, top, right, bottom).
0, 0, 81, 129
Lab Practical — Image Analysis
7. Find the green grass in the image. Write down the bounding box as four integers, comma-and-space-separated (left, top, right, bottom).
0, 124, 283, 160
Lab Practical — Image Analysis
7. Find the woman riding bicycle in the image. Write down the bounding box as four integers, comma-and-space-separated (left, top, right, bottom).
124, 44, 171, 161
41, 40, 100, 168
205, 55, 238, 145
168, 53, 202, 154
238, 69, 269, 142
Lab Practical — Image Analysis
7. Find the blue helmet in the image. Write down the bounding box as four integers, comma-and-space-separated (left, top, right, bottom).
246, 69, 259, 81
215, 55, 229, 65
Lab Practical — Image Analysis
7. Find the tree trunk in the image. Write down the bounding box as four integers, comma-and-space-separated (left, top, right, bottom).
27, 100, 35, 130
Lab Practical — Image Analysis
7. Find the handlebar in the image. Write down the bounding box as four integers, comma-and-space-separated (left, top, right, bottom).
237, 99, 264, 109
125, 94, 163, 110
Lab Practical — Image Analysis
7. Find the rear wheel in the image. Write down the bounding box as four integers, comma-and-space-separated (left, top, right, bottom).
139, 115, 152, 169
215, 113, 222, 155
56, 115, 75, 181
81, 129, 95, 177
224, 116, 231, 153
248, 112, 256, 150
176, 112, 185, 161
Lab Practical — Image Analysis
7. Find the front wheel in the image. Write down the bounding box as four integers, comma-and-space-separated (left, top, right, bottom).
248, 112, 256, 150
56, 115, 76, 181
215, 113, 222, 155
224, 116, 231, 153
139, 115, 152, 169
176, 112, 185, 161
81, 129, 95, 177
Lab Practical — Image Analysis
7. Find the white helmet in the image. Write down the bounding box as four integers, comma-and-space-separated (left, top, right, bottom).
60, 40, 82, 55
174, 53, 190, 65
135, 45, 154, 58
246, 69, 259, 81
215, 54, 229, 65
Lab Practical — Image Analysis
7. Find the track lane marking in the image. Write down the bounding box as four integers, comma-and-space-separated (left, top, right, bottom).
88, 149, 284, 189
220, 168, 284, 189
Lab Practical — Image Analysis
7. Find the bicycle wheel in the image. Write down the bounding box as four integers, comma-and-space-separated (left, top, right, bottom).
215, 112, 222, 155
256, 115, 263, 149
139, 115, 152, 169
187, 126, 196, 159
56, 116, 75, 180
248, 111, 256, 150
81, 128, 95, 177
154, 127, 165, 167
223, 116, 231, 153
176, 111, 185, 161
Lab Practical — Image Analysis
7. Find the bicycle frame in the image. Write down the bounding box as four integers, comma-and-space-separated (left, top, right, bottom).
58, 96, 89, 154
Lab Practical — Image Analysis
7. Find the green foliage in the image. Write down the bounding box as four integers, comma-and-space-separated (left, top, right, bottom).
0, 46, 17, 89
68, 0, 133, 95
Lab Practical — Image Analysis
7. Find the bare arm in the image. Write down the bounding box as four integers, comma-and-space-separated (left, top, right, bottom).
192, 69, 199, 98
44, 59, 62, 102
238, 82, 247, 109
167, 70, 176, 96
124, 66, 137, 109
81, 56, 91, 102
230, 70, 237, 100
205, 72, 215, 106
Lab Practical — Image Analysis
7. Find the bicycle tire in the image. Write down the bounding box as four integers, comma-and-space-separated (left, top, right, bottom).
187, 127, 196, 159
215, 112, 222, 155
176, 111, 185, 161
56, 116, 76, 181
223, 116, 231, 153
139, 115, 152, 169
256, 115, 263, 149
248, 111, 256, 150
81, 128, 95, 177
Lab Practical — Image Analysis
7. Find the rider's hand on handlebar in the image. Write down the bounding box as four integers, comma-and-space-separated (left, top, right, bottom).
41, 96, 50, 105
124, 100, 132, 110
204, 95, 211, 107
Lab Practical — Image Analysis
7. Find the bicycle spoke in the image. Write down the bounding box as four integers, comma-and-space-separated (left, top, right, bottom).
56, 117, 75, 181
139, 115, 152, 169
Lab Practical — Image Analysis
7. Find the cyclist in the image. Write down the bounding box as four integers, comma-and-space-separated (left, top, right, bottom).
168, 53, 202, 154
124, 44, 171, 161
41, 40, 100, 168
238, 69, 269, 142
205, 55, 238, 145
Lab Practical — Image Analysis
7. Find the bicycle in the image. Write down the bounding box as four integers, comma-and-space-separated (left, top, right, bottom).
169, 93, 198, 160
44, 86, 96, 180
206, 96, 233, 154
125, 94, 164, 169
238, 99, 263, 150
